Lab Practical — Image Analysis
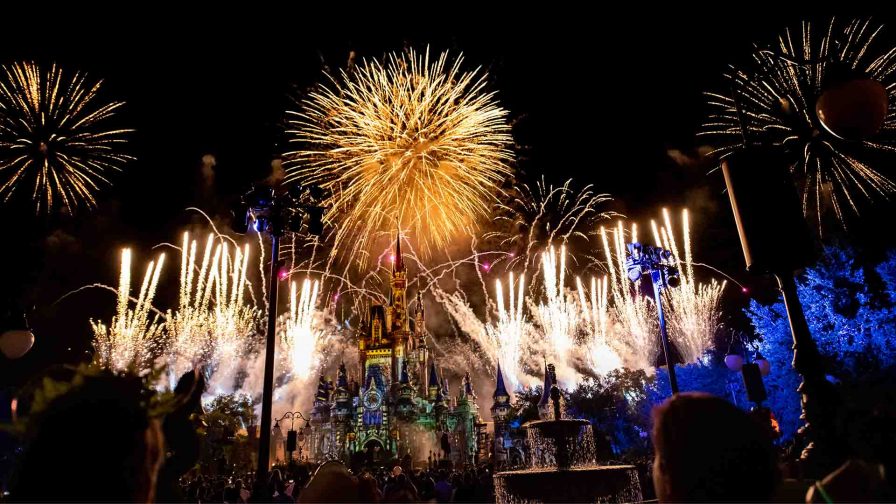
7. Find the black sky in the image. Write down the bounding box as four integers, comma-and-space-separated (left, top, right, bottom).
2, 5, 894, 384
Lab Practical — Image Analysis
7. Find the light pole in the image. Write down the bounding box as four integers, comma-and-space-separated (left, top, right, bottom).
720, 146, 840, 477
233, 183, 324, 480
625, 242, 681, 394
275, 411, 311, 463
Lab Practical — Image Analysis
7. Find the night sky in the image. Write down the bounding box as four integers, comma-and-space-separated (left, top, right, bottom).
3, 6, 894, 385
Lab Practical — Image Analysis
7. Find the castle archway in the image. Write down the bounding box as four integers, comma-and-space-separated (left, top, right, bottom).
364, 439, 385, 464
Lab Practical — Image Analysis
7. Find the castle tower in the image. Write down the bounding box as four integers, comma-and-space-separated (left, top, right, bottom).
491, 362, 512, 469
428, 359, 441, 401
455, 371, 480, 465
390, 234, 407, 332
538, 361, 556, 420
414, 290, 425, 336
491, 362, 512, 422
462, 372, 477, 401
396, 361, 418, 420
332, 363, 352, 422
390, 235, 408, 384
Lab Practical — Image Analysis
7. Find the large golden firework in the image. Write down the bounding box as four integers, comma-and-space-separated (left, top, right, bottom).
285, 48, 513, 264
0, 62, 132, 214
702, 19, 896, 230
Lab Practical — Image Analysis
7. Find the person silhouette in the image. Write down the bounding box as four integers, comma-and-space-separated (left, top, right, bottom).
651, 392, 779, 502
11, 369, 165, 502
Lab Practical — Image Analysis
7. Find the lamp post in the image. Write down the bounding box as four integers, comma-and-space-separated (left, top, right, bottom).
275, 411, 311, 463
720, 145, 840, 477
232, 183, 325, 480
625, 242, 681, 394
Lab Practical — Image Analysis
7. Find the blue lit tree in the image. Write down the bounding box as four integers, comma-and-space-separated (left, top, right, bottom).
747, 247, 896, 441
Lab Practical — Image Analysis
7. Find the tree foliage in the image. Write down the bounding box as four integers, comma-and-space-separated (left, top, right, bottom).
747, 247, 896, 441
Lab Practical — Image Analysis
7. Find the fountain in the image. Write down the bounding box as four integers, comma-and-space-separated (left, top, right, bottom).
494, 365, 642, 503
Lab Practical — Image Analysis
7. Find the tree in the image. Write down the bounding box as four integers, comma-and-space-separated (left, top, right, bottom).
747, 246, 896, 441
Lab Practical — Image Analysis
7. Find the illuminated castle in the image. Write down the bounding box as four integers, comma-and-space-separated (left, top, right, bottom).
307, 236, 482, 466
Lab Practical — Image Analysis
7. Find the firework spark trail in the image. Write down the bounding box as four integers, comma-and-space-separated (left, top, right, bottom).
702, 18, 896, 230
91, 249, 166, 373
531, 245, 579, 382
655, 209, 726, 364
577, 275, 622, 375
165, 232, 260, 391
0, 62, 132, 214
205, 240, 257, 391
286, 47, 513, 265
486, 273, 527, 388
600, 223, 658, 370
282, 278, 330, 381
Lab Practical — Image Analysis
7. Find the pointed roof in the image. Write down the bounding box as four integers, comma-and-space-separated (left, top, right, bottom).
415, 290, 424, 318
428, 359, 440, 389
539, 362, 555, 408
393, 233, 404, 273
493, 362, 509, 400
337, 362, 348, 388
399, 361, 410, 385
463, 372, 476, 399
315, 375, 329, 402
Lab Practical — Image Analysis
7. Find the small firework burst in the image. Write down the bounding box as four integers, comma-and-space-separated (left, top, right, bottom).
0, 62, 132, 214
485, 177, 614, 272
285, 47, 513, 264
702, 18, 896, 229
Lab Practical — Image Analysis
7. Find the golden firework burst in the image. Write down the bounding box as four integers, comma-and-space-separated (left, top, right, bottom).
285, 48, 513, 264
0, 62, 132, 214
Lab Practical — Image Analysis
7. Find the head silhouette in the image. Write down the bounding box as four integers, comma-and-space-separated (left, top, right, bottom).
12, 370, 164, 502
651, 392, 778, 502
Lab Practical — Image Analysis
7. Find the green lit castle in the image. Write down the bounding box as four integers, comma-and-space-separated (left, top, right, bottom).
307, 237, 483, 466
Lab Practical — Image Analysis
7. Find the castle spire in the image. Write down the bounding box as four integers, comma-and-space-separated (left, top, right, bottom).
400, 361, 410, 384
428, 359, 440, 389
493, 362, 509, 401
463, 372, 476, 399
442, 374, 450, 396
538, 361, 556, 420
315, 374, 330, 402
491, 362, 511, 423
393, 233, 404, 273
337, 362, 349, 388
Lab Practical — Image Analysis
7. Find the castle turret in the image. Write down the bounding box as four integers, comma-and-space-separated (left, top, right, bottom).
462, 372, 476, 400
442, 372, 450, 397
538, 362, 556, 420
312, 374, 332, 424
390, 234, 407, 333
491, 362, 512, 422
428, 359, 441, 401
414, 290, 425, 333
396, 362, 418, 420
332, 363, 352, 421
